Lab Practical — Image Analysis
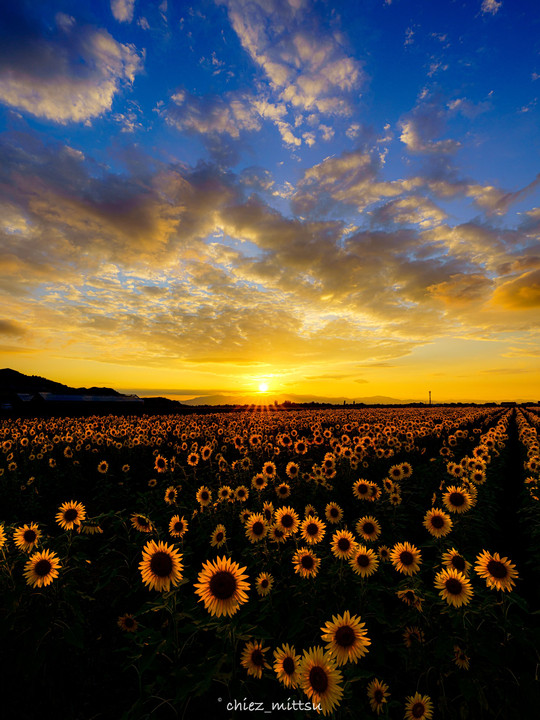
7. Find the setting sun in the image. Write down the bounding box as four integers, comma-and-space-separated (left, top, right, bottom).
258, 382, 269, 393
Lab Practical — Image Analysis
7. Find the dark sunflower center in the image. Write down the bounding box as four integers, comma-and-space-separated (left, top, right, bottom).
282, 656, 295, 675
400, 551, 414, 565
201, 492, 209, 500
252, 521, 264, 536
445, 578, 463, 595
124, 617, 135, 628
64, 509, 78, 522
431, 515, 444, 528
215, 532, 224, 542
150, 551, 174, 577
330, 508, 339, 517
404, 591, 415, 602
274, 528, 284, 538
306, 522, 318, 536
334, 625, 355, 647
337, 538, 350, 551
281, 514, 294, 528
449, 492, 465, 506
451, 555, 465, 571
412, 701, 425, 718
487, 559, 508, 579
251, 649, 264, 667
301, 555, 314, 569
374, 689, 383, 703
209, 570, 236, 599
24, 530, 37, 542
278, 486, 288, 495
34, 559, 52, 577
356, 554, 370, 567
261, 579, 269, 588
358, 484, 368, 494
174, 522, 183, 532
363, 523, 375, 534
309, 666, 329, 694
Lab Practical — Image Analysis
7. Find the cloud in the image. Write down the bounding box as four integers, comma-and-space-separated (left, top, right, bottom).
481, 0, 502, 15
492, 270, 540, 309
218, 0, 363, 116
399, 97, 461, 155
168, 89, 261, 138
0, 319, 26, 336
370, 196, 447, 228
111, 0, 136, 23
0, 7, 143, 123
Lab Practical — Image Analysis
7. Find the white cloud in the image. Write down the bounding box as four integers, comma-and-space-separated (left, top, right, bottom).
111, 0, 136, 23
481, 0, 502, 15
0, 20, 143, 123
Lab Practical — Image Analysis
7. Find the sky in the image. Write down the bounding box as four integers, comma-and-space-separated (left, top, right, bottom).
0, 0, 539, 403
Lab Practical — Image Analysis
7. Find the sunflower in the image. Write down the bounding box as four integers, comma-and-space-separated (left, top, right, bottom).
390, 542, 422, 576
275, 482, 291, 499
352, 479, 377, 500
56, 500, 86, 530
164, 486, 178, 505
210, 524, 227, 548
13, 523, 41, 552
196, 485, 212, 506
330, 529, 358, 560
274, 506, 300, 536
245, 513, 268, 543
241, 640, 270, 678
305, 504, 317, 517
262, 501, 274, 523
131, 513, 153, 533
349, 545, 379, 577
139, 540, 183, 592
262, 461, 277, 479
235, 485, 249, 502
396, 589, 423, 611
442, 485, 473, 514
388, 464, 404, 482
293, 547, 321, 578
117, 614, 138, 632
23, 549, 61, 588
453, 645, 470, 670
218, 485, 233, 502
97, 460, 108, 474
169, 515, 188, 538
300, 516, 326, 544
79, 522, 103, 535
404, 692, 433, 720
274, 644, 301, 688
475, 550, 518, 592
442, 547, 471, 574
434, 567, 473, 607
187, 452, 199, 466
255, 572, 274, 596
154, 455, 168, 473
378, 545, 390, 562
367, 678, 390, 715
147, 478, 157, 488
423, 508, 453, 538
403, 626, 425, 648
356, 516, 381, 542
321, 611, 371, 665
298, 647, 343, 716
252, 473, 268, 491
268, 524, 287, 543
325, 502, 343, 524
286, 461, 300, 479
194, 555, 250, 617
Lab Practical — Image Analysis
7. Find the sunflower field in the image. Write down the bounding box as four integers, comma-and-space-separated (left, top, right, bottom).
1, 406, 539, 719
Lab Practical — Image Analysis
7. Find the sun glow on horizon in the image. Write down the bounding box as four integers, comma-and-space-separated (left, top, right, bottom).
258, 382, 269, 393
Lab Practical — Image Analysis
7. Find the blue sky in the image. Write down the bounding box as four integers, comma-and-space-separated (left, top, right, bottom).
1, 0, 539, 401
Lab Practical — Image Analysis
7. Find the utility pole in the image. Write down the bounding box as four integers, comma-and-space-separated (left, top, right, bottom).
429, 390, 431, 405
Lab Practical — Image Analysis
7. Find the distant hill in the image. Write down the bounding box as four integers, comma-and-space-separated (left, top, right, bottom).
0, 368, 123, 396
181, 392, 413, 406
